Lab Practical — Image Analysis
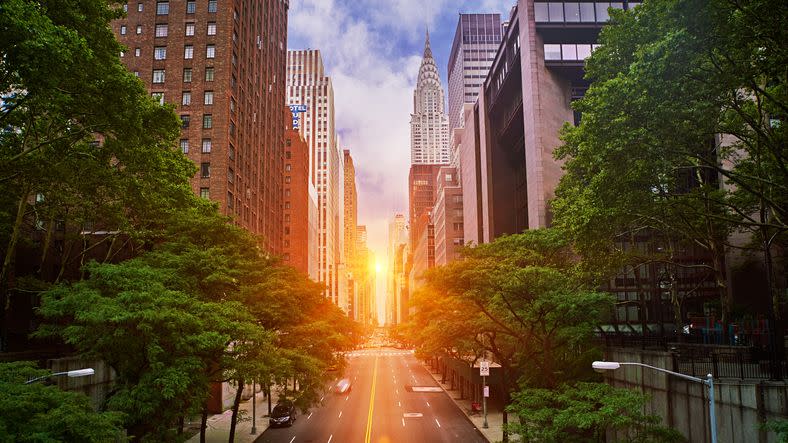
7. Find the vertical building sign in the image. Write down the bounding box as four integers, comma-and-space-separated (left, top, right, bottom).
289, 104, 307, 129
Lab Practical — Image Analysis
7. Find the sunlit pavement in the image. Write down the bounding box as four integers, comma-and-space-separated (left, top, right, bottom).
255, 348, 487, 443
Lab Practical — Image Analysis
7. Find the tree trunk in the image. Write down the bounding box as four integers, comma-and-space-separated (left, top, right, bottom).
200, 404, 208, 443
1, 190, 29, 304
267, 382, 272, 415
227, 377, 245, 443
37, 219, 55, 277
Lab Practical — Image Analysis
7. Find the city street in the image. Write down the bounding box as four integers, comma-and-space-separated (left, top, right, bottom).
256, 348, 486, 443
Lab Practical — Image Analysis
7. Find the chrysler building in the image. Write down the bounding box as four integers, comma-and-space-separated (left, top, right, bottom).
410, 30, 450, 165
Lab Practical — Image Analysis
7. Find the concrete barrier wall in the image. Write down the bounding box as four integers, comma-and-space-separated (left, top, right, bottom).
48, 356, 115, 409
604, 348, 787, 443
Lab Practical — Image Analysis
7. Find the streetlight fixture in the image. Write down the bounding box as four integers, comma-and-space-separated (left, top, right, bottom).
25, 368, 95, 384
592, 361, 716, 443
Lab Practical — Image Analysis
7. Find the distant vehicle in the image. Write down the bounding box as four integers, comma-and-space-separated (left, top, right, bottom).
269, 401, 297, 427
334, 378, 352, 394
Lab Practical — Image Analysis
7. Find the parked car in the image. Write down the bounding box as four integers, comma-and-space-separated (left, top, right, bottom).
269, 401, 297, 427
334, 378, 352, 394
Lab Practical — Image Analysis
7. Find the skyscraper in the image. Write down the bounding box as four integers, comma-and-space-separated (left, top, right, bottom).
386, 214, 408, 326
447, 13, 502, 132
343, 149, 358, 317
113, 0, 289, 253
410, 30, 450, 165
286, 50, 345, 306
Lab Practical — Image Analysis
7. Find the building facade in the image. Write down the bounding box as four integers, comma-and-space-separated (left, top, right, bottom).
432, 167, 464, 266
343, 149, 358, 317
447, 13, 502, 132
283, 107, 317, 278
410, 31, 450, 165
286, 50, 345, 307
386, 214, 408, 326
113, 0, 289, 253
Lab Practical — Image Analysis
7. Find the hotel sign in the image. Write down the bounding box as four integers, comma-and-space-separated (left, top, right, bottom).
289, 104, 307, 129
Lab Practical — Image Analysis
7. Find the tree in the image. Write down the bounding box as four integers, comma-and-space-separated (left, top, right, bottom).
0, 361, 126, 442
0, 0, 197, 351
36, 259, 269, 442
553, 0, 788, 332
411, 229, 614, 441
507, 382, 685, 443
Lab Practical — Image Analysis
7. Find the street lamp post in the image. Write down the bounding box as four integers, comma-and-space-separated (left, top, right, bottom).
251, 379, 257, 434
593, 361, 717, 443
25, 368, 95, 384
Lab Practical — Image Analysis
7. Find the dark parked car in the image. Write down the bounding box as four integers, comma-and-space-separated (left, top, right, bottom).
269, 401, 297, 427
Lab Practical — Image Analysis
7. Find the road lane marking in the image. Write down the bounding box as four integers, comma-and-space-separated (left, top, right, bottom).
435, 418, 441, 428
364, 355, 379, 443
338, 411, 342, 419
426, 401, 431, 407
289, 437, 296, 443
398, 401, 401, 407
328, 434, 333, 443
395, 389, 399, 395
403, 413, 423, 418
308, 412, 313, 419
402, 418, 405, 427
320, 396, 324, 402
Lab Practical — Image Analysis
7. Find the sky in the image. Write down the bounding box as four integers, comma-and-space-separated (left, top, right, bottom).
287, 0, 514, 322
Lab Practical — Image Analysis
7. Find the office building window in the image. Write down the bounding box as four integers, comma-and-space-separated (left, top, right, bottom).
120, 25, 127, 35
137, 2, 143, 12
120, 51, 125, 58
186, 0, 195, 13
204, 67, 214, 81
202, 114, 212, 129
152, 69, 165, 83
228, 144, 235, 160
204, 91, 213, 105
200, 162, 210, 178
180, 114, 190, 128
155, 24, 168, 37
183, 68, 192, 82
123, 4, 128, 12
200, 187, 210, 199
181, 91, 191, 106
133, 70, 139, 77
136, 25, 142, 34
207, 22, 216, 35
156, 1, 168, 15
180, 139, 189, 153
208, 0, 217, 13
185, 23, 195, 36
206, 45, 215, 58
227, 168, 234, 183
154, 46, 166, 60
184, 45, 193, 59
202, 138, 212, 153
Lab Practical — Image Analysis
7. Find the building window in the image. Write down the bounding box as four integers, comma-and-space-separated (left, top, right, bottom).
208, 0, 217, 13
136, 25, 142, 34
120, 50, 125, 58
186, 0, 195, 13
180, 139, 189, 153
200, 187, 210, 199
152, 69, 165, 83
202, 138, 212, 153
204, 67, 214, 81
183, 68, 192, 82
284, 202, 290, 209
285, 164, 291, 172
204, 91, 213, 105
206, 45, 215, 58
185, 23, 195, 36
151, 92, 164, 105
202, 114, 212, 129
135, 47, 141, 56
180, 114, 190, 128
123, 3, 128, 12
154, 46, 166, 60
200, 163, 210, 178
207, 22, 216, 35
133, 70, 139, 77
156, 1, 169, 15
137, 2, 143, 12
228, 144, 235, 160
120, 25, 127, 35
181, 91, 191, 106
228, 168, 234, 183
184, 45, 193, 59
284, 176, 291, 184
155, 24, 168, 37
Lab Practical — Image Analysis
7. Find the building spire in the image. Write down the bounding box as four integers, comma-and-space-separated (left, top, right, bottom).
424, 26, 433, 59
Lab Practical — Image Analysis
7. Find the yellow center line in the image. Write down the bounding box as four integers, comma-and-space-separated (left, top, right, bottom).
365, 355, 379, 443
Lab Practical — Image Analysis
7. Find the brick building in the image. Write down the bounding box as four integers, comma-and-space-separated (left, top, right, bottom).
432, 166, 463, 266
283, 107, 317, 278
113, 0, 289, 253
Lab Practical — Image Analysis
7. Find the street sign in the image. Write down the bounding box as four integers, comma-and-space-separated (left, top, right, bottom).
480, 360, 490, 376
483, 386, 489, 397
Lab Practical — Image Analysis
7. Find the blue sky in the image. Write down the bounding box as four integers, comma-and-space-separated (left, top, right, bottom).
287, 1, 513, 317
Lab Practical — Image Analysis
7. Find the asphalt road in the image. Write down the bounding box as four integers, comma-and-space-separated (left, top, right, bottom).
256, 348, 486, 443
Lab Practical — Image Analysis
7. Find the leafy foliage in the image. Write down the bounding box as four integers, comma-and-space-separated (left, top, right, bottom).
507, 382, 685, 443
0, 361, 126, 442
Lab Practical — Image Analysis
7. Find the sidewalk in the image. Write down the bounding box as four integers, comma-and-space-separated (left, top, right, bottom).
186, 388, 280, 443
423, 363, 509, 443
